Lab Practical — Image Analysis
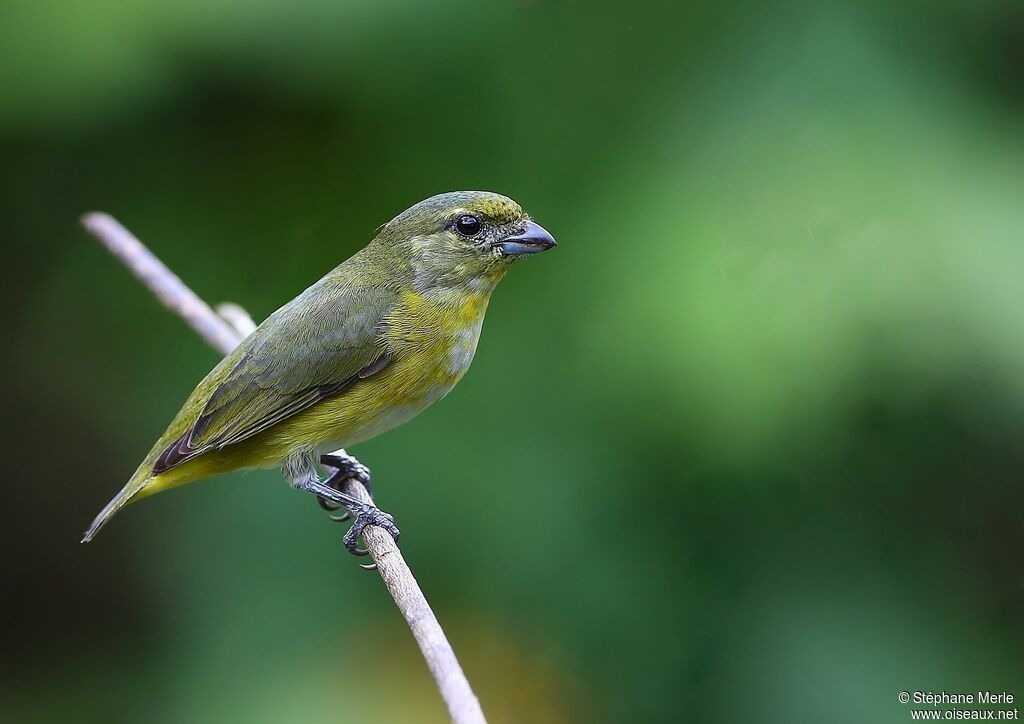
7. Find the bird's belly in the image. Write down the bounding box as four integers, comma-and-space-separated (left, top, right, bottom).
276, 340, 476, 457
316, 378, 456, 452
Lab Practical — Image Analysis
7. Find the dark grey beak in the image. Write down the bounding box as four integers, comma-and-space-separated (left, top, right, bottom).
496, 220, 557, 256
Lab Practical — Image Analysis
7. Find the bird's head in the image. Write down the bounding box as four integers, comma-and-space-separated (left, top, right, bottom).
376, 191, 556, 292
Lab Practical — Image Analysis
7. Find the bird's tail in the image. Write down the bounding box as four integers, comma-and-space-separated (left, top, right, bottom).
81, 464, 155, 543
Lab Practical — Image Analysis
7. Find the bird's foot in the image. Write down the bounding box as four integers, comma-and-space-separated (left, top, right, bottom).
341, 501, 400, 558
317, 450, 372, 521
295, 470, 400, 570
320, 451, 372, 491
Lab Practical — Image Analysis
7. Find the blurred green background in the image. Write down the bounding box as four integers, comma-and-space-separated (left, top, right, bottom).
2, 0, 1023, 722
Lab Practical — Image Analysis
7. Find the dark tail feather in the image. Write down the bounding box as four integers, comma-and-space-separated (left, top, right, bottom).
81, 469, 152, 542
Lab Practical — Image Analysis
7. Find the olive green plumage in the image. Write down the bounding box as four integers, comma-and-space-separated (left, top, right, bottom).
83, 191, 556, 542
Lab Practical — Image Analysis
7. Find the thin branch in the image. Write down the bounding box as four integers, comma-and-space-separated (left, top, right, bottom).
82, 213, 242, 355
215, 302, 259, 338
81, 212, 487, 724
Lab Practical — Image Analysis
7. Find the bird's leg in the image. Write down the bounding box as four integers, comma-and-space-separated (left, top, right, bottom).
317, 449, 373, 521
284, 453, 399, 559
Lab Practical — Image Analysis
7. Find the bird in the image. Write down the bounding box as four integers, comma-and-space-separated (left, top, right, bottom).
82, 190, 556, 556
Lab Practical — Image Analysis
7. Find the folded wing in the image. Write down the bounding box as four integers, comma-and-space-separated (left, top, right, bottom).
153, 277, 397, 473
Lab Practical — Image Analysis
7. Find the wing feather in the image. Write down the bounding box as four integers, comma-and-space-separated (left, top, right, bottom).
153, 274, 398, 473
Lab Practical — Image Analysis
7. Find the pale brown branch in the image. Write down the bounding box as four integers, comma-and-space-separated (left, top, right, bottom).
81, 212, 486, 724
215, 302, 258, 338
82, 213, 242, 355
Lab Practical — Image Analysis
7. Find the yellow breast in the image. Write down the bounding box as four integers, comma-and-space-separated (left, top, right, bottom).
259, 288, 494, 457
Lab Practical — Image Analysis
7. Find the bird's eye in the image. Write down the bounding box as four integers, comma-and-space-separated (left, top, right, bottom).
455, 215, 482, 237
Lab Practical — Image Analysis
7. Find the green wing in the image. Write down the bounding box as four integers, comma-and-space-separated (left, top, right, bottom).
153, 274, 397, 473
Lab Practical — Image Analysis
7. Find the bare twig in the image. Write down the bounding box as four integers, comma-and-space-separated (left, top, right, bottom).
82, 213, 242, 355
81, 212, 487, 724
215, 302, 258, 338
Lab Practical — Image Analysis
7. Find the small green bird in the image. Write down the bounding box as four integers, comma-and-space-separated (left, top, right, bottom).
83, 191, 556, 553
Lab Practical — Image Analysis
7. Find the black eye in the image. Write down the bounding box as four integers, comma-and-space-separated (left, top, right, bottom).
455, 214, 482, 237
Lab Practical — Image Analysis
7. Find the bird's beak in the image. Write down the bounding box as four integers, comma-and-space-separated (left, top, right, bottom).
496, 220, 557, 256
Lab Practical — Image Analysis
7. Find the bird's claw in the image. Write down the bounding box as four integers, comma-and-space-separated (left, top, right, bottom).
320, 452, 372, 493
318, 493, 351, 521
308, 451, 393, 570
341, 501, 400, 559
318, 495, 342, 512
317, 451, 372, 520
